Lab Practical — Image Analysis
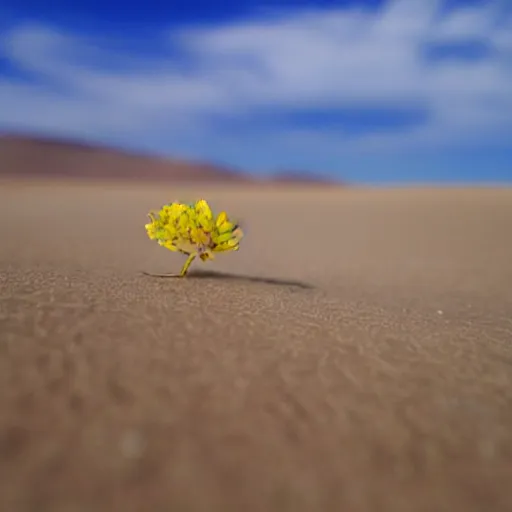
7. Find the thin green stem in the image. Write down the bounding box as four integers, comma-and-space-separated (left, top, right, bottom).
142, 252, 198, 278
179, 253, 197, 277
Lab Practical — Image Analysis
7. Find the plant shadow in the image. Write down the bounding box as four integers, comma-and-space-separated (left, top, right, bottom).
187, 269, 314, 289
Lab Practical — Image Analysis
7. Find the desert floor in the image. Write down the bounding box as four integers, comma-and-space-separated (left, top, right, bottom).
1, 182, 512, 512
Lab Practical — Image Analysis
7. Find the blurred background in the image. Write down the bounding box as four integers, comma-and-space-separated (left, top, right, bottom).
1, 0, 511, 185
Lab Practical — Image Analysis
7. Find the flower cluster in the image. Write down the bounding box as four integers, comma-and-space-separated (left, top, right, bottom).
145, 199, 243, 276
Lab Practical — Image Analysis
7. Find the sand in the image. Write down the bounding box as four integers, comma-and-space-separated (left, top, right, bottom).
1, 181, 512, 512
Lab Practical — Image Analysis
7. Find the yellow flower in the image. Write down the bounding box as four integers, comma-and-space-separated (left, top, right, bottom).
144, 199, 244, 277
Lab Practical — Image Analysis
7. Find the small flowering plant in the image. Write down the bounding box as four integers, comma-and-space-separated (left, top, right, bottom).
144, 199, 244, 277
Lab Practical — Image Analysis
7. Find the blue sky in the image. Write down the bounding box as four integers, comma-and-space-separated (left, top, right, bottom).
1, 0, 511, 184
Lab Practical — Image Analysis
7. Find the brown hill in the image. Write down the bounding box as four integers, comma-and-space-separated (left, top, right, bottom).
0, 133, 254, 184
0, 133, 344, 186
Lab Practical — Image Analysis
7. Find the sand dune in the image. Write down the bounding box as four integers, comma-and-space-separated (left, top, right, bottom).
1, 181, 512, 512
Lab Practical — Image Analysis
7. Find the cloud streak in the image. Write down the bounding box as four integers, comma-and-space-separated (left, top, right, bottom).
0, 0, 511, 177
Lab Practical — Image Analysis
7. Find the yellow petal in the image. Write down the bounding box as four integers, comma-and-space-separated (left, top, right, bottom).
215, 211, 235, 233
195, 199, 212, 216
145, 222, 157, 238
213, 230, 235, 244
176, 209, 191, 233
158, 240, 179, 252
212, 238, 239, 252
216, 211, 227, 226
212, 223, 243, 248
195, 199, 214, 231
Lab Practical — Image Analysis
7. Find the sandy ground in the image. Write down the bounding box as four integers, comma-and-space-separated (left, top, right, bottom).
1, 181, 512, 512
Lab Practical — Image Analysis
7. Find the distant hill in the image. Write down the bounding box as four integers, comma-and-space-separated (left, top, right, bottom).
0, 133, 253, 184
0, 133, 343, 186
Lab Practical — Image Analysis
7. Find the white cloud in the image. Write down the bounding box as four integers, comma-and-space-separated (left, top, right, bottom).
0, 0, 511, 166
